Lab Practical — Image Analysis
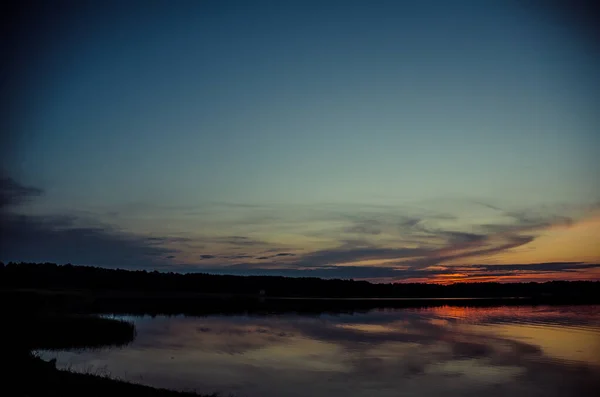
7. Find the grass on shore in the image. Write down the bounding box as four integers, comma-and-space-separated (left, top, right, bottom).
8, 353, 219, 397
3, 314, 219, 397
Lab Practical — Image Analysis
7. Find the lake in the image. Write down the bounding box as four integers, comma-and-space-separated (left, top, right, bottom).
39, 305, 600, 397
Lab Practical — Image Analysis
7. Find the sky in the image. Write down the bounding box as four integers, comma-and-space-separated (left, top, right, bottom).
1, 0, 599, 283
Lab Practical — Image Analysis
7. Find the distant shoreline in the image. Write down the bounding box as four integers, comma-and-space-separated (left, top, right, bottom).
3, 288, 599, 321
3, 262, 599, 299
2, 263, 600, 319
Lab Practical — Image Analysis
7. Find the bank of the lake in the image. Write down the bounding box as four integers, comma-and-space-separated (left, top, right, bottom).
11, 353, 214, 397
4, 314, 213, 397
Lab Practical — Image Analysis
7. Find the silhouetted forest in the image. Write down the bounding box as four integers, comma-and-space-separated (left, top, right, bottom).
2, 262, 599, 300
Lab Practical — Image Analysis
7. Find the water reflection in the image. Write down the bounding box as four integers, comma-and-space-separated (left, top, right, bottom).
40, 305, 600, 397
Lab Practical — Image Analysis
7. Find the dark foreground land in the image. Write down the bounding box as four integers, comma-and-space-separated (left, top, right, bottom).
13, 362, 214, 397
2, 262, 600, 396
4, 314, 211, 397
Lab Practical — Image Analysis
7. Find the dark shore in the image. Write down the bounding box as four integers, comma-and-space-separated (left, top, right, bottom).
4, 262, 600, 300
3, 313, 212, 397
13, 362, 215, 397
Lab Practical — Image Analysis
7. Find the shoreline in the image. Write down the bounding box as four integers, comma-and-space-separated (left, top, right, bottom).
12, 354, 212, 397
4, 287, 600, 317
5, 314, 213, 397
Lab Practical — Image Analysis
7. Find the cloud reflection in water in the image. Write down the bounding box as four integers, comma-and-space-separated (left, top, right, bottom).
42, 305, 600, 397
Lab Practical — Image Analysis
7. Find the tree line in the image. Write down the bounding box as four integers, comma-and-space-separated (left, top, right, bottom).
1, 262, 599, 299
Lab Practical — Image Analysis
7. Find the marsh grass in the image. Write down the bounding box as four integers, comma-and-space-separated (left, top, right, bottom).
4, 315, 223, 396
20, 360, 222, 396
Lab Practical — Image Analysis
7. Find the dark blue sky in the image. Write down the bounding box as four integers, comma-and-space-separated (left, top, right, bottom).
2, 0, 599, 282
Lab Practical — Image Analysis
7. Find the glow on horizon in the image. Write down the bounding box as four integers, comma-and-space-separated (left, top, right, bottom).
464, 211, 600, 265
319, 209, 600, 283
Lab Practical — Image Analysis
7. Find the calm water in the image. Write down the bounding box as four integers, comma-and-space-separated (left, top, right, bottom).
40, 305, 600, 397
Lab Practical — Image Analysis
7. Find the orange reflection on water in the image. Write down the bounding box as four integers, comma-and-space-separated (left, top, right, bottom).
485, 323, 600, 366
420, 305, 498, 322
39, 305, 600, 397
420, 305, 600, 367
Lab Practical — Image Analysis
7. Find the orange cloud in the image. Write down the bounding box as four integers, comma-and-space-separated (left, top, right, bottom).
455, 210, 600, 266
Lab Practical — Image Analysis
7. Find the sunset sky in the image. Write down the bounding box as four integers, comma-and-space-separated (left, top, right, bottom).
2, 0, 599, 283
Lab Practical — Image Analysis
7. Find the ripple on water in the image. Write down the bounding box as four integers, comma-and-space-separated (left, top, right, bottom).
38, 305, 600, 397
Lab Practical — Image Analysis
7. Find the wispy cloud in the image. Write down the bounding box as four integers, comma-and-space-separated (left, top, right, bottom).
0, 177, 43, 208
2, 177, 598, 282
294, 246, 429, 267
0, 177, 176, 267
343, 219, 383, 235
283, 199, 587, 271
208, 236, 268, 246
0, 212, 176, 267
189, 262, 600, 282
223, 254, 254, 259
288, 228, 535, 270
